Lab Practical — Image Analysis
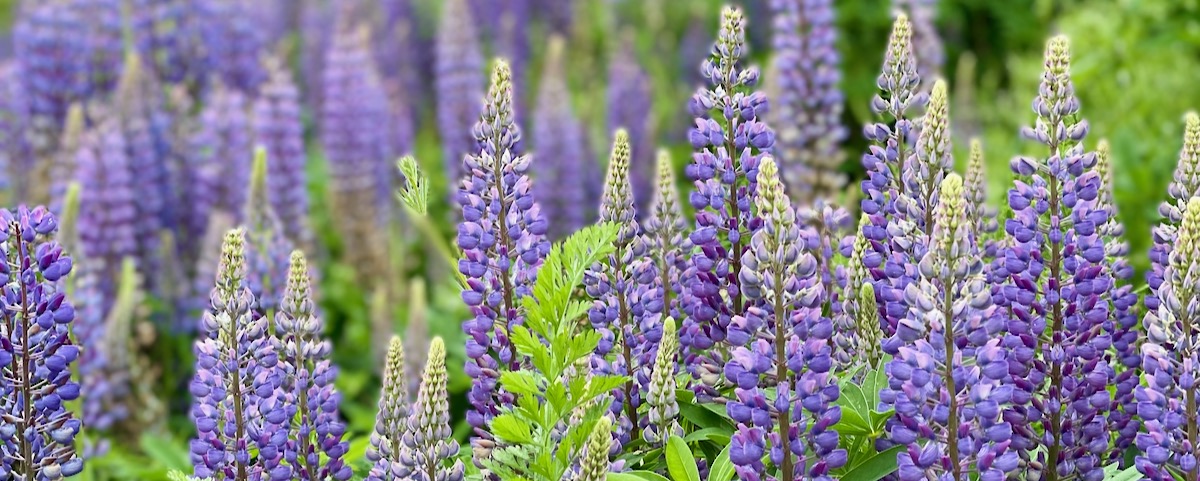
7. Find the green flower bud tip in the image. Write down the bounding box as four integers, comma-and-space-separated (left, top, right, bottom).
1183, 112, 1200, 171
580, 417, 614, 481
754, 155, 793, 231
217, 228, 248, 293
888, 14, 913, 62
396, 155, 428, 216
1045, 35, 1071, 78
59, 182, 81, 253
384, 334, 408, 407
1176, 197, 1200, 273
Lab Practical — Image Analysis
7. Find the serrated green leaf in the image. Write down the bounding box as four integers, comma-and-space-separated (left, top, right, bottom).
666, 436, 701, 481
500, 371, 542, 397
491, 414, 534, 444
706, 443, 735, 481
839, 445, 903, 481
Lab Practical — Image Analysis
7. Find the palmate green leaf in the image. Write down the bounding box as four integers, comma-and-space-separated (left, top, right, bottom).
492, 413, 535, 444
838, 445, 903, 481
833, 408, 874, 437
665, 436, 701, 481
500, 370, 542, 397
583, 374, 630, 401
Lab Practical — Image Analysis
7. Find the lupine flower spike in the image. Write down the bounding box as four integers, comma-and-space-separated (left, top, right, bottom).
726, 156, 845, 480
189, 229, 287, 480
643, 150, 689, 324
396, 338, 465, 481
577, 417, 614, 481
254, 56, 312, 252
681, 6, 775, 397
436, 0, 485, 184
1138, 197, 1200, 481
534, 36, 593, 239
1148, 112, 1200, 310
768, 0, 847, 204
0, 206, 84, 479
366, 336, 410, 481
964, 139, 997, 258
1001, 36, 1112, 480
1095, 139, 1141, 461
459, 60, 549, 465
644, 318, 681, 447
883, 174, 1017, 480
276, 251, 350, 481
860, 13, 927, 339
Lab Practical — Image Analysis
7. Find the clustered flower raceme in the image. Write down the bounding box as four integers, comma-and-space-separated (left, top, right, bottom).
608, 37, 656, 216
0, 206, 84, 480
458, 60, 550, 465
963, 139, 998, 261
1138, 197, 1200, 480
767, 0, 847, 204
1148, 112, 1200, 311
436, 0, 485, 186
999, 36, 1114, 480
890, 0, 943, 91
189, 230, 347, 481
882, 174, 1017, 480
534, 36, 595, 240
253, 57, 311, 253
859, 13, 929, 340
726, 156, 845, 481
680, 6, 775, 397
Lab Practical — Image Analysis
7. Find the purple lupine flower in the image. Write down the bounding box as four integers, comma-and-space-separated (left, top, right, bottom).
608, 37, 656, 216
891, 0, 942, 91
189, 229, 289, 480
679, 6, 775, 397
724, 156, 845, 481
321, 22, 393, 284
396, 338, 465, 481
644, 318, 681, 447
797, 202, 852, 371
197, 0, 266, 93
300, 0, 335, 117
253, 57, 312, 251
0, 62, 34, 203
275, 251, 351, 481
584, 130, 649, 446
243, 148, 297, 317
767, 0, 847, 204
0, 205, 84, 480
1148, 112, 1200, 311
1000, 36, 1112, 480
374, 0, 424, 128
75, 0, 123, 97
859, 14, 928, 339
192, 80, 253, 223
533, 37, 593, 239
881, 174, 1018, 480
458, 60, 549, 466
115, 53, 174, 294
436, 0, 485, 185
643, 150, 690, 325
132, 0, 206, 84
1095, 139, 1140, 462
1137, 197, 1200, 481
13, 0, 87, 191
366, 336, 409, 481
164, 85, 207, 269
188, 210, 234, 333
679, 13, 711, 88
74, 115, 137, 306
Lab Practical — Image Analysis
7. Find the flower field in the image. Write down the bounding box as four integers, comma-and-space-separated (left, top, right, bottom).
3, 1, 1200, 480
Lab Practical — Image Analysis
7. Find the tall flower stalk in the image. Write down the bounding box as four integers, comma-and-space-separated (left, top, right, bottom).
1148, 113, 1200, 311
276, 251, 350, 481
366, 336, 409, 481
1001, 36, 1112, 480
458, 60, 549, 464
0, 206, 84, 480
1138, 197, 1200, 481
882, 174, 1016, 480
680, 6, 775, 395
396, 338, 464, 481
188, 229, 287, 480
725, 157, 845, 480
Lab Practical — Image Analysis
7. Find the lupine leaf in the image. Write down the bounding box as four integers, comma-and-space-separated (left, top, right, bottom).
838, 445, 903, 481
665, 436, 701, 481
492, 414, 534, 444
608, 472, 671, 481
706, 443, 735, 481
500, 371, 542, 397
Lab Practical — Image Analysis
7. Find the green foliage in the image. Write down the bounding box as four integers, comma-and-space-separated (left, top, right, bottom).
480, 223, 628, 481
832, 361, 897, 480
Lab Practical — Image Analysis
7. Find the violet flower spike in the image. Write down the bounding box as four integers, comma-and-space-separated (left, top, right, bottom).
680, 6, 776, 397
396, 338, 465, 481
767, 0, 847, 204
1148, 112, 1200, 311
366, 336, 409, 481
436, 0, 485, 185
1137, 197, 1200, 481
458, 60, 549, 466
644, 318, 681, 447
1000, 36, 1113, 481
534, 36, 593, 239
254, 56, 312, 252
608, 36, 656, 216
882, 174, 1017, 481
0, 206, 84, 480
